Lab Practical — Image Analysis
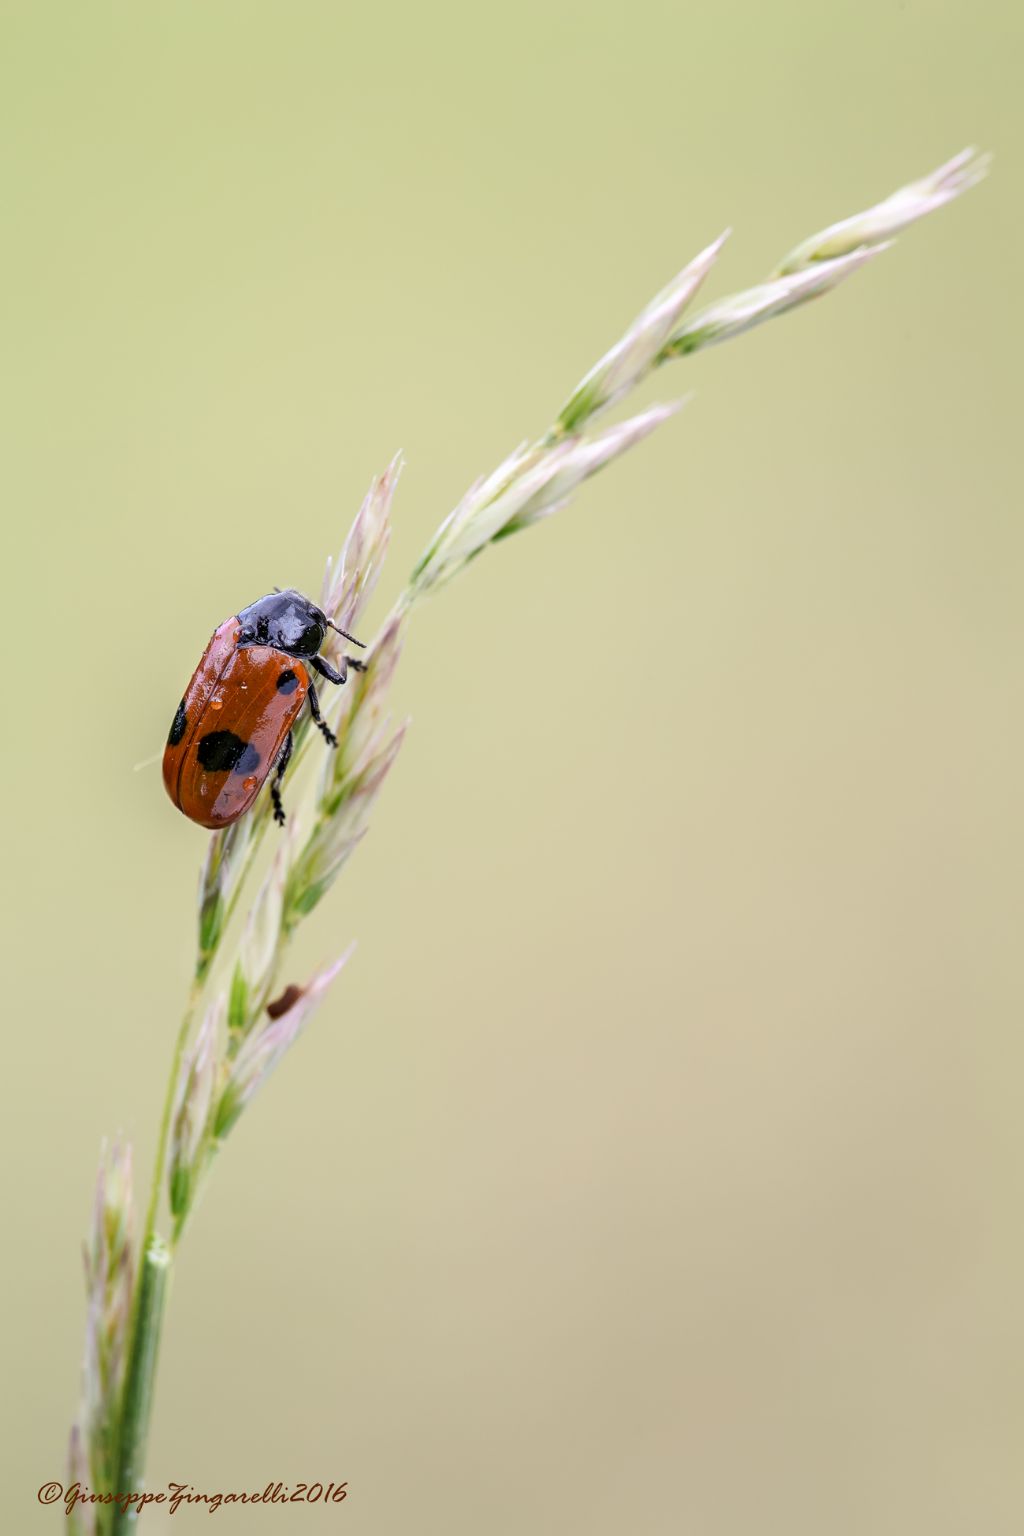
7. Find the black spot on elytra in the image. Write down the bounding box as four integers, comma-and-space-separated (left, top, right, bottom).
167, 700, 188, 747
276, 668, 299, 694
196, 731, 261, 776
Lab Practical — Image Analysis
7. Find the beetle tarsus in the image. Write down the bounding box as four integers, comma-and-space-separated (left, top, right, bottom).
311, 652, 367, 686
269, 730, 294, 827
307, 680, 339, 749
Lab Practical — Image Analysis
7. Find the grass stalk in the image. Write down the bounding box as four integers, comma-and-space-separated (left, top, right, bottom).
108, 1239, 170, 1534
66, 149, 987, 1527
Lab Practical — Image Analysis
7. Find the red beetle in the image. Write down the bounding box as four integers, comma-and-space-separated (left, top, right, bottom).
163, 589, 365, 830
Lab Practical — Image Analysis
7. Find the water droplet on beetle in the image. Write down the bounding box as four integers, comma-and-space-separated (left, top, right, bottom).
210, 697, 223, 711
243, 776, 258, 791
199, 782, 208, 797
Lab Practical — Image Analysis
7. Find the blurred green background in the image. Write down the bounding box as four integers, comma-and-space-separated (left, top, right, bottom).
2, 2, 1021, 1532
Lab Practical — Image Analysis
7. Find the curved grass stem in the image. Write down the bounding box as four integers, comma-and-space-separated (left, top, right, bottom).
70, 147, 986, 1523
108, 1238, 170, 1533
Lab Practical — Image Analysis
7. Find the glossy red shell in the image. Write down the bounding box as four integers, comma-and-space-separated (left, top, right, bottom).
163, 619, 309, 829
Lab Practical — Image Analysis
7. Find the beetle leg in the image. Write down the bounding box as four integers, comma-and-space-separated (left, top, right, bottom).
310, 652, 367, 687
307, 681, 339, 749
270, 731, 294, 827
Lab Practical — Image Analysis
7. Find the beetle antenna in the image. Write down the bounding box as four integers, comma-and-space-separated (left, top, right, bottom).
325, 618, 366, 648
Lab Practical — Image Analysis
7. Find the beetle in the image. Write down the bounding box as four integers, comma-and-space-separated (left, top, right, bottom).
163, 588, 366, 830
